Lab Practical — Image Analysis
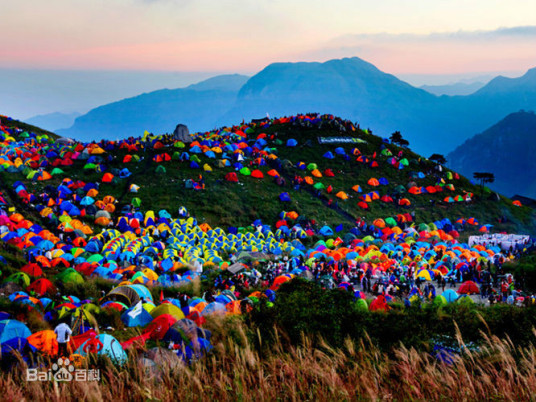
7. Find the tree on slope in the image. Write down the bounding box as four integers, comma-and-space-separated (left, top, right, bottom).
389, 131, 409, 147
473, 172, 495, 196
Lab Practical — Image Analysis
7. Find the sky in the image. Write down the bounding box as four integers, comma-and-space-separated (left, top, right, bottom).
1, 0, 536, 119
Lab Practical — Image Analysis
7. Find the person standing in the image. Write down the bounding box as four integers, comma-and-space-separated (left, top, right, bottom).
54, 321, 72, 357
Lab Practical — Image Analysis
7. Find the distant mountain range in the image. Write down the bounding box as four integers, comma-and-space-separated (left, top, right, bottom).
420, 81, 486, 96
58, 75, 249, 141
59, 57, 536, 156
26, 112, 81, 131
448, 111, 536, 198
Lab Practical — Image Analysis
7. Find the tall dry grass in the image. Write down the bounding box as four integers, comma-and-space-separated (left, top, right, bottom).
2, 319, 536, 401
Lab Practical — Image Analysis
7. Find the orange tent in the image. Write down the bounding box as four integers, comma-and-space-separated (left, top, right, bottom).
311, 169, 322, 178
367, 178, 379, 186
86, 189, 99, 197
199, 223, 212, 232
267, 169, 279, 177
336, 191, 349, 200
27, 330, 59, 357
286, 211, 299, 220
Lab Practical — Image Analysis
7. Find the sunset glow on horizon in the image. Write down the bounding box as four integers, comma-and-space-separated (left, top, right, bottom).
3, 0, 536, 75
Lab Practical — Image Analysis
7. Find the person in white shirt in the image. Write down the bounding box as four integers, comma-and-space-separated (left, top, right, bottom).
54, 322, 72, 357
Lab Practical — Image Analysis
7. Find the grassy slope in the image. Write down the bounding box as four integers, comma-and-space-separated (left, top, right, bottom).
2, 118, 535, 241
0, 115, 58, 139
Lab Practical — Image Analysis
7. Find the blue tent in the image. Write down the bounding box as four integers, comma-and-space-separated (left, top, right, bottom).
76, 334, 127, 364
335, 147, 345, 155
318, 226, 334, 236
121, 305, 153, 327
0, 320, 31, 343
286, 139, 297, 147
379, 177, 389, 185
279, 193, 291, 202
442, 289, 458, 303
323, 151, 334, 159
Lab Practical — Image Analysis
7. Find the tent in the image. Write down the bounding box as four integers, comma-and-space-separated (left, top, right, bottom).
318, 226, 333, 236
225, 172, 239, 182
0, 320, 31, 343
279, 193, 291, 202
121, 302, 154, 327
76, 334, 127, 364
458, 281, 479, 295
251, 170, 264, 179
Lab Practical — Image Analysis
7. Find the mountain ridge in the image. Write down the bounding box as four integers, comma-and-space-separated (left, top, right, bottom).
59, 57, 536, 155
448, 111, 536, 198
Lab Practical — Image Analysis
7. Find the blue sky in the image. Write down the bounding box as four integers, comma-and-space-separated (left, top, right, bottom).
1, 0, 535, 119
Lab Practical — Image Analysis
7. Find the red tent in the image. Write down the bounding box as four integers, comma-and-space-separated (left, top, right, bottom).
324, 169, 335, 177
225, 172, 238, 182
144, 314, 178, 341
251, 169, 264, 179
458, 281, 479, 295
369, 295, 389, 312
27, 278, 55, 296
21, 263, 43, 277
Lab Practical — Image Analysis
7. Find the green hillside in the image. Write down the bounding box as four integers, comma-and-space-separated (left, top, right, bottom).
2, 114, 534, 239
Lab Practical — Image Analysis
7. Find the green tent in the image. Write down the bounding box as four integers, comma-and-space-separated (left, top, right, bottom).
418, 223, 429, 232
433, 295, 448, 307
132, 198, 142, 207
51, 168, 65, 176
313, 182, 325, 190
355, 298, 368, 312
239, 167, 251, 176
56, 268, 84, 285
385, 217, 397, 227
156, 165, 166, 174
5, 272, 31, 288
394, 185, 406, 194
307, 163, 317, 171
26, 170, 37, 180
400, 158, 409, 166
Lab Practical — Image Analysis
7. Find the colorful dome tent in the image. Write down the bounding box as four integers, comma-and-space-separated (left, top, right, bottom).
279, 193, 291, 202
442, 289, 458, 303
27, 330, 58, 356
56, 268, 84, 284
458, 281, 479, 295
121, 303, 154, 327
101, 284, 154, 308
76, 334, 127, 365
0, 320, 31, 343
225, 172, 239, 182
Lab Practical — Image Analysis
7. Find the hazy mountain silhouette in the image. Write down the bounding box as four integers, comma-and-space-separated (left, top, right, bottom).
26, 112, 81, 131
58, 74, 249, 141
420, 81, 486, 96
60, 58, 536, 155
448, 111, 536, 198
